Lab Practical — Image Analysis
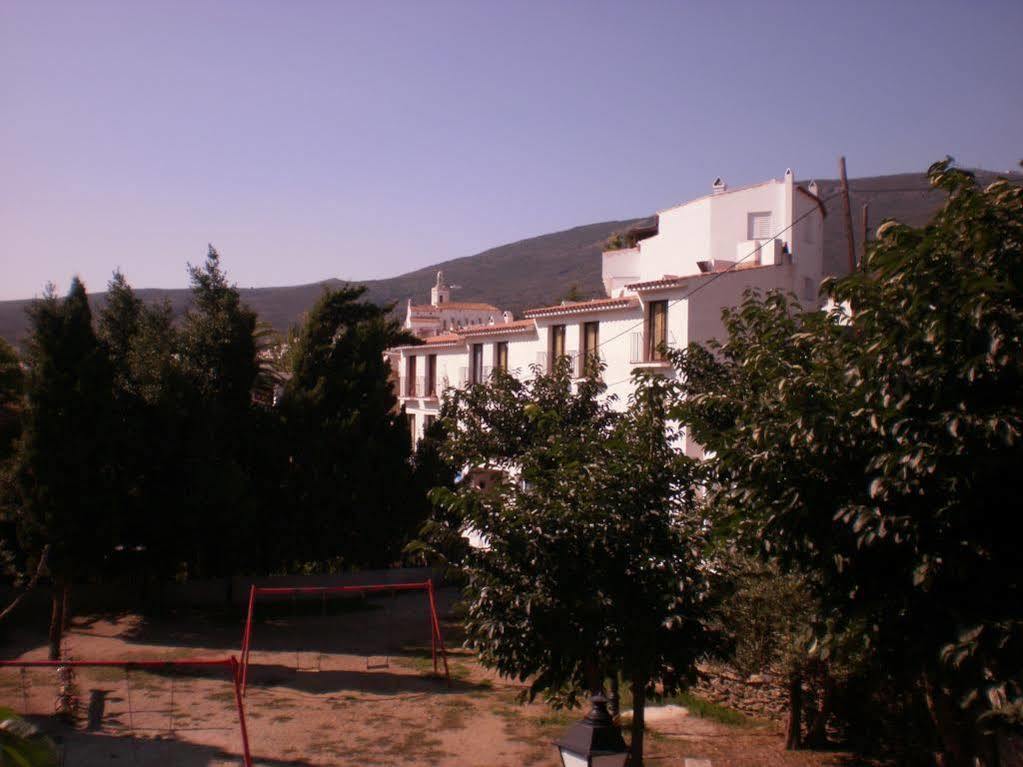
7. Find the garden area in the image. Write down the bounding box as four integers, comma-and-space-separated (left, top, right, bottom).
1, 589, 863, 766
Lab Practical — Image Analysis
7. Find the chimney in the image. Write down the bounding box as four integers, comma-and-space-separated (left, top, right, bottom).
712, 177, 727, 195
502, 310, 514, 323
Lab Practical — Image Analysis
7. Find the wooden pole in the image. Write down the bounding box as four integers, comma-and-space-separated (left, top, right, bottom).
838, 156, 856, 273
861, 202, 869, 269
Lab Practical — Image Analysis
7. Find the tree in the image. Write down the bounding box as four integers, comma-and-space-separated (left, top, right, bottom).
673, 162, 1023, 765
14, 279, 115, 658
176, 246, 260, 577
278, 285, 422, 569
0, 707, 59, 767
429, 360, 714, 765
97, 272, 185, 583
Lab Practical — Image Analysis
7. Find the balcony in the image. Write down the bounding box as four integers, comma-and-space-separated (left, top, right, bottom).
629, 333, 672, 368
401, 376, 439, 399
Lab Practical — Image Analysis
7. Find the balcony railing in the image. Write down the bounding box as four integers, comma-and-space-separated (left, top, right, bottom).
630, 332, 673, 365
401, 376, 440, 398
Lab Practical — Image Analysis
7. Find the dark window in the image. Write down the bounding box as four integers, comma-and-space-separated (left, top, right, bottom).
471, 343, 484, 383
550, 325, 566, 361
647, 301, 668, 361
426, 354, 437, 396
407, 412, 416, 438
582, 321, 599, 373
406, 355, 417, 396
495, 341, 509, 371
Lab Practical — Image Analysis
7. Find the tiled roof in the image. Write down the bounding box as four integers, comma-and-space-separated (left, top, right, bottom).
523, 296, 639, 318
390, 333, 464, 351
409, 302, 500, 315
457, 320, 536, 337
627, 262, 781, 291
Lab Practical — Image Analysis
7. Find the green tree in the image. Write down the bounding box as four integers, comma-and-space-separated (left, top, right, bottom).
14, 279, 115, 658
278, 286, 421, 569
97, 272, 184, 583
673, 162, 1023, 765
429, 361, 714, 766
176, 246, 260, 576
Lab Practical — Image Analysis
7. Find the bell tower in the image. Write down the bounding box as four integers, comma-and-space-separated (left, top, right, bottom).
431, 270, 450, 306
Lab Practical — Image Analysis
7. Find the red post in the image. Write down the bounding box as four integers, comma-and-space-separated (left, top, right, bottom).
240, 585, 256, 695
230, 656, 254, 767
427, 579, 450, 685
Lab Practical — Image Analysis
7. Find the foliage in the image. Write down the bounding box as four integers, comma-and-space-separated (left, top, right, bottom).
0, 707, 59, 767
277, 286, 423, 568
428, 359, 714, 764
672, 162, 1023, 764
13, 279, 115, 584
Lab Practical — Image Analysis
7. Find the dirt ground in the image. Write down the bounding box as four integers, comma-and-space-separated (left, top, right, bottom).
1, 588, 862, 766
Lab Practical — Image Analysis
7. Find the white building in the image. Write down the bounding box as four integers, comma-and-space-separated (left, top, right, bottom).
389, 170, 826, 456
403, 271, 504, 339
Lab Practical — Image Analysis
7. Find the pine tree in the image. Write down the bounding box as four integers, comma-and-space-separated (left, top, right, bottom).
15, 278, 114, 658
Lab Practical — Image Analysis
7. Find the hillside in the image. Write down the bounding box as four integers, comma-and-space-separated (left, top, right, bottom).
2, 169, 1018, 346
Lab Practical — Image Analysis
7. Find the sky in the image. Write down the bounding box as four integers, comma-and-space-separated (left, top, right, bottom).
2, 0, 1021, 301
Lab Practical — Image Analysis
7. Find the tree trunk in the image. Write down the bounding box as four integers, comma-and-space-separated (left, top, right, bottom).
805, 673, 834, 748
48, 578, 65, 661
61, 580, 72, 633
923, 672, 975, 767
629, 673, 647, 767
785, 672, 802, 750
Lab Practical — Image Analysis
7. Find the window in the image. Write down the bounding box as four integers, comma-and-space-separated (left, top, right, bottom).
748, 211, 773, 240
647, 301, 668, 361
550, 325, 566, 361
581, 321, 599, 375
494, 341, 509, 372
407, 412, 416, 439
426, 354, 437, 396
406, 355, 417, 396
471, 343, 484, 384
424, 414, 437, 434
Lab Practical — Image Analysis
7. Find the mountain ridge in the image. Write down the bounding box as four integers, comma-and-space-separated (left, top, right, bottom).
2, 168, 1019, 346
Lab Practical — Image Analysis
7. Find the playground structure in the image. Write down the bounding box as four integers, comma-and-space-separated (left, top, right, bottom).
0, 657, 253, 767
239, 578, 450, 694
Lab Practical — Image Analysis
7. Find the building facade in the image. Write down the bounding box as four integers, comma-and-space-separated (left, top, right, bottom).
389, 170, 826, 456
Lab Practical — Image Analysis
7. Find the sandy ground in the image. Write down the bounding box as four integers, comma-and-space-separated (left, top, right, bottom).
1, 589, 862, 766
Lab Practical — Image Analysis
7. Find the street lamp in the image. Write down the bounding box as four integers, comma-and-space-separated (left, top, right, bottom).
554, 694, 629, 767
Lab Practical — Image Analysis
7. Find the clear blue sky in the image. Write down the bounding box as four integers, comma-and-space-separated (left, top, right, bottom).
2, 0, 1021, 300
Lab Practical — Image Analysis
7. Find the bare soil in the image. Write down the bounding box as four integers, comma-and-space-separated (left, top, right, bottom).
1, 588, 864, 766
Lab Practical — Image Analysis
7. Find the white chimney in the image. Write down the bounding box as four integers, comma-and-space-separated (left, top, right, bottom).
502, 310, 514, 323
712, 177, 727, 195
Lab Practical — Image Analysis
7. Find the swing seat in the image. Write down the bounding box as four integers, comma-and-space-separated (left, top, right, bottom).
366, 656, 390, 670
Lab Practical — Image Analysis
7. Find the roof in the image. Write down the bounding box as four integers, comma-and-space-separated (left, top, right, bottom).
458, 319, 536, 337
409, 301, 500, 315
627, 262, 782, 292
390, 333, 464, 351
523, 296, 639, 319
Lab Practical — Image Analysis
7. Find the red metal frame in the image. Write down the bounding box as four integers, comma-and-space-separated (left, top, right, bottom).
0, 656, 253, 767
239, 579, 450, 695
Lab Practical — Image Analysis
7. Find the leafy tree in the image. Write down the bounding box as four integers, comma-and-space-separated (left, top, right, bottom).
673, 162, 1023, 765
429, 361, 714, 765
14, 279, 115, 658
97, 272, 185, 583
278, 286, 421, 569
176, 246, 260, 576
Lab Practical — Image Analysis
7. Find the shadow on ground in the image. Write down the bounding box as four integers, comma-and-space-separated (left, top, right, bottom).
26, 714, 316, 767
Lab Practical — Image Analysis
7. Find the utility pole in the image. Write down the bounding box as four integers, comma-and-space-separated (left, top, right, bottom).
861, 202, 870, 269
838, 156, 856, 273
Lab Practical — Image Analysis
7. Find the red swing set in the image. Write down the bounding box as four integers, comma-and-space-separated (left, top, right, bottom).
238, 578, 450, 695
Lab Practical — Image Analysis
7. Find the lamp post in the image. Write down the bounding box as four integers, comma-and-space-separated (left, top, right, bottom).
554, 694, 629, 767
